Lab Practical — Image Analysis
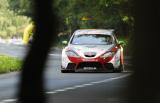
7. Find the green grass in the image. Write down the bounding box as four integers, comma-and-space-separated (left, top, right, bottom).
0, 55, 22, 73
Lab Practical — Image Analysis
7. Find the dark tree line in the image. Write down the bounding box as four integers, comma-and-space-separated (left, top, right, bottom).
7, 0, 133, 37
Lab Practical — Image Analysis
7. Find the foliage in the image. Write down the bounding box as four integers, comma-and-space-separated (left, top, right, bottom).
7, 0, 33, 16
0, 0, 31, 39
0, 55, 22, 73
0, 0, 133, 42
118, 37, 128, 47
54, 0, 134, 38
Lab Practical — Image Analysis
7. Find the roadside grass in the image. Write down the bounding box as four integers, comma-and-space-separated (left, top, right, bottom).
0, 55, 22, 73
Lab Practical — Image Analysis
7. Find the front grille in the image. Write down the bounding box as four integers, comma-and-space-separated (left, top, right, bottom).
84, 52, 96, 57
84, 54, 96, 57
77, 62, 102, 69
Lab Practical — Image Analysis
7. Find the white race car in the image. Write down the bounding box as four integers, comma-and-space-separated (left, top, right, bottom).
61, 29, 124, 73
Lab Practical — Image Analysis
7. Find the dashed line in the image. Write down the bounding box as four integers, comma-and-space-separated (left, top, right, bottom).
49, 54, 61, 57
0, 99, 17, 103
0, 74, 131, 103
46, 74, 131, 94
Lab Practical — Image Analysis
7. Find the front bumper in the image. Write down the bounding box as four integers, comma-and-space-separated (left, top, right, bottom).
62, 56, 115, 71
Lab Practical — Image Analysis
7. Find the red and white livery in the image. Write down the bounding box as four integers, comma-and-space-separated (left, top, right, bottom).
61, 29, 124, 73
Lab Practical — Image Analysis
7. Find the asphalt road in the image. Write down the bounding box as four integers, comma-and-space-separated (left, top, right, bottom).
0, 43, 132, 103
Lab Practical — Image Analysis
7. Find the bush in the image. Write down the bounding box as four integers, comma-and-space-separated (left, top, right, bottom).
0, 55, 22, 73
0, 0, 31, 39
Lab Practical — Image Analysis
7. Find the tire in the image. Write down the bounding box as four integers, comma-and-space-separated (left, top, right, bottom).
114, 47, 125, 73
117, 64, 124, 73
114, 60, 124, 73
61, 69, 75, 73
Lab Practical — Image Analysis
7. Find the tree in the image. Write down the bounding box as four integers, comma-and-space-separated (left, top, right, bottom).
8, 0, 33, 17
0, 0, 31, 38
54, 0, 134, 37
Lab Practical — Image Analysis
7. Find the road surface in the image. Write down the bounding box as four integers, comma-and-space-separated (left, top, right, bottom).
0, 43, 132, 103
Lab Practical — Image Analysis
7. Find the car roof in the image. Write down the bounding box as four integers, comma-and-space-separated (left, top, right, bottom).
74, 29, 114, 35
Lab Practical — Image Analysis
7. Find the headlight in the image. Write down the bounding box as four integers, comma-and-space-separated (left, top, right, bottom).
100, 52, 114, 58
66, 50, 80, 57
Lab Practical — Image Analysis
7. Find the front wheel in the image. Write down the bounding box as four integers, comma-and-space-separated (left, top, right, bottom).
114, 61, 124, 73
61, 69, 75, 73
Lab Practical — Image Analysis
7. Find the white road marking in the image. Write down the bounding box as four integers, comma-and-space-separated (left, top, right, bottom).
0, 74, 131, 103
1, 99, 17, 103
49, 54, 61, 57
46, 74, 131, 94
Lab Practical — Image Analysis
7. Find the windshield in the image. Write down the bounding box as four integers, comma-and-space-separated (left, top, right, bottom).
71, 34, 113, 45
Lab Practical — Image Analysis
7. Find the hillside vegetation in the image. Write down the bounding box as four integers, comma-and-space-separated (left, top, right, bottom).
0, 0, 133, 42
0, 0, 31, 39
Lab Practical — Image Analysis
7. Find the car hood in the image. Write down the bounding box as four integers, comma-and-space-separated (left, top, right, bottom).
67, 44, 114, 58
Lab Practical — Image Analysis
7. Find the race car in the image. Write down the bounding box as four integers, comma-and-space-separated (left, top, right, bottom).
61, 29, 124, 73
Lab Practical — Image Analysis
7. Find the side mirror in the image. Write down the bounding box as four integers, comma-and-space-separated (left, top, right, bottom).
62, 40, 68, 45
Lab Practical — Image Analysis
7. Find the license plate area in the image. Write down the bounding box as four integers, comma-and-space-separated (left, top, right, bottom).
77, 62, 102, 70
83, 67, 97, 70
